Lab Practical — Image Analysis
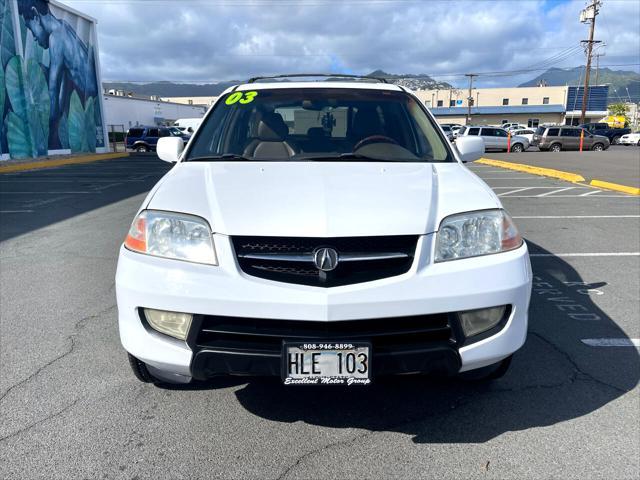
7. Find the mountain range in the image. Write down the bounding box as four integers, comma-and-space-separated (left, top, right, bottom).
103, 68, 639, 104
518, 67, 639, 104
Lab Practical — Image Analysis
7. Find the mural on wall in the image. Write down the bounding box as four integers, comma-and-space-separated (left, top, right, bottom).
0, 0, 105, 159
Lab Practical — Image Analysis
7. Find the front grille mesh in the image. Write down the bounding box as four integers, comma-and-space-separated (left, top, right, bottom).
232, 235, 419, 287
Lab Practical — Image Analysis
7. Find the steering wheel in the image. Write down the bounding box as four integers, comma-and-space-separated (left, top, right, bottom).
353, 135, 399, 151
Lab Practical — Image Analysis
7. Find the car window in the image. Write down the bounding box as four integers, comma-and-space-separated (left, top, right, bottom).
547, 128, 560, 136
468, 127, 480, 136
535, 127, 545, 135
159, 129, 170, 137
147, 128, 159, 137
480, 128, 493, 136
458, 126, 467, 135
187, 88, 453, 162
561, 129, 580, 137
442, 125, 451, 132
495, 129, 508, 137
127, 128, 144, 137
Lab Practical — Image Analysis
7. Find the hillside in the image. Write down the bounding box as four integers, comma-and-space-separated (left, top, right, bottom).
519, 67, 640, 104
103, 71, 452, 98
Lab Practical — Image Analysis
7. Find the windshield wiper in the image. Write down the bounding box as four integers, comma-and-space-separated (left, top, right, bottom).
188, 154, 252, 162
298, 153, 398, 162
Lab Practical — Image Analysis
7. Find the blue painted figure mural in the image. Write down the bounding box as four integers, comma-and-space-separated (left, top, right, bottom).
0, 0, 105, 159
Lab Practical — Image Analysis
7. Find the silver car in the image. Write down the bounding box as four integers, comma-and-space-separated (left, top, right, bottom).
457, 126, 529, 152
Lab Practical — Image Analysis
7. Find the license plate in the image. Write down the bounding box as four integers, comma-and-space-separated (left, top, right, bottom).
282, 342, 371, 385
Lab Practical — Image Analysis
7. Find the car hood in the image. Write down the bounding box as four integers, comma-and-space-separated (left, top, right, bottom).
146, 161, 500, 237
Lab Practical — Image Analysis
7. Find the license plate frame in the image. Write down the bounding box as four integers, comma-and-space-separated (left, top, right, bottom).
281, 341, 372, 385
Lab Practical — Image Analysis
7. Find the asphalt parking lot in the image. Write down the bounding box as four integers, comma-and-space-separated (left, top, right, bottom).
1, 154, 639, 479
488, 145, 640, 188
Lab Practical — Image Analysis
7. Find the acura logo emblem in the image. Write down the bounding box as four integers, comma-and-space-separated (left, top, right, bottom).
313, 247, 339, 272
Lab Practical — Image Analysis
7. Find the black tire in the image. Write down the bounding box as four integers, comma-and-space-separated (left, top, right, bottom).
510, 143, 524, 153
135, 144, 149, 153
611, 135, 621, 145
592, 143, 604, 152
459, 355, 513, 381
127, 353, 156, 383
550, 143, 562, 152
637, 140, 640, 147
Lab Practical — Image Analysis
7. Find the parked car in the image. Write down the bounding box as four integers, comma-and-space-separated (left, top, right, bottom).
457, 126, 529, 152
506, 124, 528, 132
441, 124, 454, 141
501, 122, 526, 131
116, 76, 531, 386
532, 126, 610, 152
619, 132, 640, 146
578, 123, 631, 145
125, 126, 189, 153
173, 117, 203, 134
512, 129, 536, 144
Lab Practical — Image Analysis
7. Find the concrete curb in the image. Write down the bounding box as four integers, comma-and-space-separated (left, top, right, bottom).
0, 152, 129, 174
589, 179, 640, 196
477, 158, 586, 183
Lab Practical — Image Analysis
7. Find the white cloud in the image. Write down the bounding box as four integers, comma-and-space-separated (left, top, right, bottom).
62, 0, 640, 87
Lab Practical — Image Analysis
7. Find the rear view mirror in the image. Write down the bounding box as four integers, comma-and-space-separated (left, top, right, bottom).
156, 137, 184, 163
455, 136, 485, 163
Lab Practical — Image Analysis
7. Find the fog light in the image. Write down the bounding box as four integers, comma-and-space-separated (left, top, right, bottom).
458, 305, 507, 337
144, 309, 192, 340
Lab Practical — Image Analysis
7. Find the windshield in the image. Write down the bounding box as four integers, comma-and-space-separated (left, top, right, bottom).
186, 88, 452, 162
168, 127, 185, 136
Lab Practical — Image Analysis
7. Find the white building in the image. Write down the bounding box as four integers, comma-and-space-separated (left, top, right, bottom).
102, 93, 207, 130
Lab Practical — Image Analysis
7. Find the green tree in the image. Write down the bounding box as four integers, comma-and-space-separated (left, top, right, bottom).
608, 102, 630, 127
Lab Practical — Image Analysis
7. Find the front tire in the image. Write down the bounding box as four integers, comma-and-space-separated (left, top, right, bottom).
127, 353, 155, 383
612, 135, 621, 145
511, 143, 524, 153
550, 143, 562, 152
592, 143, 604, 152
459, 355, 513, 381
135, 144, 149, 153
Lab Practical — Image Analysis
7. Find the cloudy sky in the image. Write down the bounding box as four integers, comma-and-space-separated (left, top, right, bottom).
63, 0, 640, 87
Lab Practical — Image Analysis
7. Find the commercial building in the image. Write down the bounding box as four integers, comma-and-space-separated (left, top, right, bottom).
102, 92, 206, 130
415, 85, 609, 127
160, 96, 219, 107
1, 0, 108, 160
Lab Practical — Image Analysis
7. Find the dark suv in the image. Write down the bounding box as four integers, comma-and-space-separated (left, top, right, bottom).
125, 126, 189, 153
532, 126, 609, 152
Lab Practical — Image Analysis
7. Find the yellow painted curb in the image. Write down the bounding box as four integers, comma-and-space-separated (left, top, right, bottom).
590, 179, 640, 196
477, 158, 586, 183
0, 152, 129, 174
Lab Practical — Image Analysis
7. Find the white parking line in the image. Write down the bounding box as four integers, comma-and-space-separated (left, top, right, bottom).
513, 215, 640, 219
581, 338, 640, 347
498, 187, 536, 196
530, 252, 640, 257
503, 194, 633, 198
579, 189, 603, 196
536, 187, 575, 197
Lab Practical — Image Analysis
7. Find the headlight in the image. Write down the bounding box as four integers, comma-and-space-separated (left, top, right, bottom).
124, 210, 218, 265
435, 209, 522, 262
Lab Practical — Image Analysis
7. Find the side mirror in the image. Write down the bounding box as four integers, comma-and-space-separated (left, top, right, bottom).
455, 136, 484, 163
156, 137, 184, 163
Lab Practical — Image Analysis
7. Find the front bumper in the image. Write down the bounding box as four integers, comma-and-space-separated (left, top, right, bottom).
116, 235, 532, 380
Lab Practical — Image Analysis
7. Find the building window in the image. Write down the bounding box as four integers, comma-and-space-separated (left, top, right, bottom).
501, 119, 509, 125
502, 98, 509, 106
188, 99, 193, 105
527, 118, 540, 128
449, 99, 456, 107
543, 97, 549, 105
521, 98, 528, 105
437, 100, 443, 107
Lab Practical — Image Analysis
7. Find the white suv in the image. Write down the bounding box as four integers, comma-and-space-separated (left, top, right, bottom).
457, 126, 530, 152
116, 75, 532, 386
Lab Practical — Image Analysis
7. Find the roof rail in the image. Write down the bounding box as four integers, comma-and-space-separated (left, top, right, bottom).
247, 73, 388, 84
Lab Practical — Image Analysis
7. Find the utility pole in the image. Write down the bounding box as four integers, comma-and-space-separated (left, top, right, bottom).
594, 52, 605, 85
464, 74, 477, 125
579, 0, 602, 124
